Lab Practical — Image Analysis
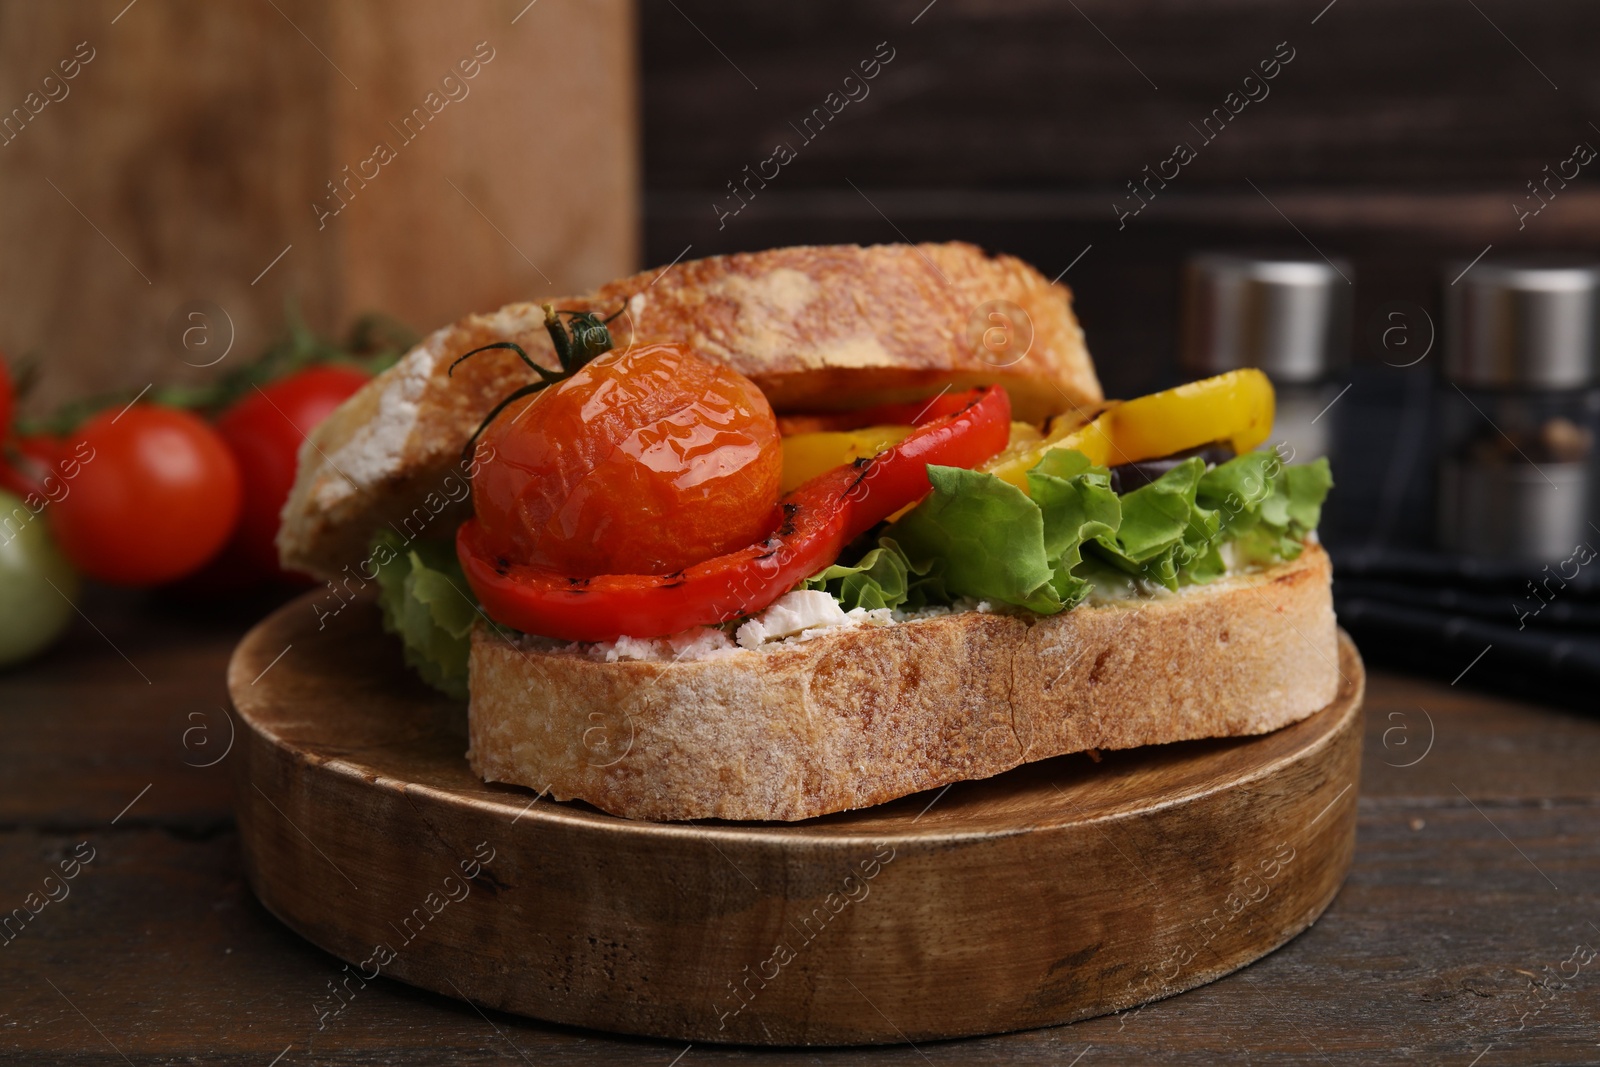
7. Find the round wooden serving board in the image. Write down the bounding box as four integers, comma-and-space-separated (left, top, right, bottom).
229, 593, 1365, 1047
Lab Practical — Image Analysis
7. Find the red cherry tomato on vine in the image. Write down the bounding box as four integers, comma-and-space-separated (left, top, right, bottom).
51, 405, 242, 586
213, 365, 369, 578
0, 434, 67, 501
0, 454, 39, 500
16, 434, 63, 467
0, 355, 14, 441
0, 358, 23, 498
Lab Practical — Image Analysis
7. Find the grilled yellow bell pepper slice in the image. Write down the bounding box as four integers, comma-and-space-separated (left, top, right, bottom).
781, 422, 1044, 494
986, 369, 1276, 490
779, 426, 913, 493
780, 371, 1272, 496
1105, 368, 1276, 462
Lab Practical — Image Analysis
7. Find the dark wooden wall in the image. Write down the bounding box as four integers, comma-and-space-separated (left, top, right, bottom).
637, 0, 1600, 400
0, 0, 637, 411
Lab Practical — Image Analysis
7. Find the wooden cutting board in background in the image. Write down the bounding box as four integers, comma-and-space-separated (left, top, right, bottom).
229, 593, 1364, 1046
0, 0, 637, 411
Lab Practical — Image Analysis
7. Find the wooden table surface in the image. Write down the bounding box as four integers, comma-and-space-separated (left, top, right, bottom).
2, 587, 1596, 1066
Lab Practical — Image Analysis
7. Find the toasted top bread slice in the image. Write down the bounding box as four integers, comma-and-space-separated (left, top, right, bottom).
278, 242, 1101, 580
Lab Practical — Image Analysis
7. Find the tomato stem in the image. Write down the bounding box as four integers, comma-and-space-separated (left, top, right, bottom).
448, 300, 629, 465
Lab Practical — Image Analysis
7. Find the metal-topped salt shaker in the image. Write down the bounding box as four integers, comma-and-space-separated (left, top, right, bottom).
1437, 258, 1600, 562
1179, 251, 1352, 464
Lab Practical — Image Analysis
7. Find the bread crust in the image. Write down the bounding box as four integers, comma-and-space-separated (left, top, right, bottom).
277, 242, 1100, 580
467, 545, 1339, 822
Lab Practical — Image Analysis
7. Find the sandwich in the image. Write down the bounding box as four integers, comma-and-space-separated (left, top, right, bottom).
278, 242, 1337, 822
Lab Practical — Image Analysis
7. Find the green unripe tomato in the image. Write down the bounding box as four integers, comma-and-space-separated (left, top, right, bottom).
0, 489, 79, 668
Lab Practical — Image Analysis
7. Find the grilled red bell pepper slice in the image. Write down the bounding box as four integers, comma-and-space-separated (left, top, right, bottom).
457, 385, 1012, 642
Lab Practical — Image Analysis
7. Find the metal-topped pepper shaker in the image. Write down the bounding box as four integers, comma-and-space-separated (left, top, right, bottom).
1179, 251, 1351, 464
1437, 259, 1600, 562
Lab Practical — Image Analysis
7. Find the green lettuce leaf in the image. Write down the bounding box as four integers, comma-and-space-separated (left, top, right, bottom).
802, 537, 944, 611
882, 452, 1128, 614
1026, 449, 1121, 608
1198, 452, 1334, 568
1197, 449, 1279, 514
836, 447, 1332, 615
1086, 457, 1223, 591
371, 529, 477, 699
1103, 456, 1205, 563
1283, 459, 1334, 532
885, 464, 1064, 613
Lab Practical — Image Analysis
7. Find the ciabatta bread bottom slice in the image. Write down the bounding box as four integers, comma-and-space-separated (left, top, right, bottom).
467, 544, 1339, 822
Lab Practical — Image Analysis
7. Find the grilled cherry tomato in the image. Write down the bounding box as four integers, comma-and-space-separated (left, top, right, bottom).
459, 386, 1011, 642
50, 405, 241, 586
471, 341, 783, 577
213, 365, 370, 578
